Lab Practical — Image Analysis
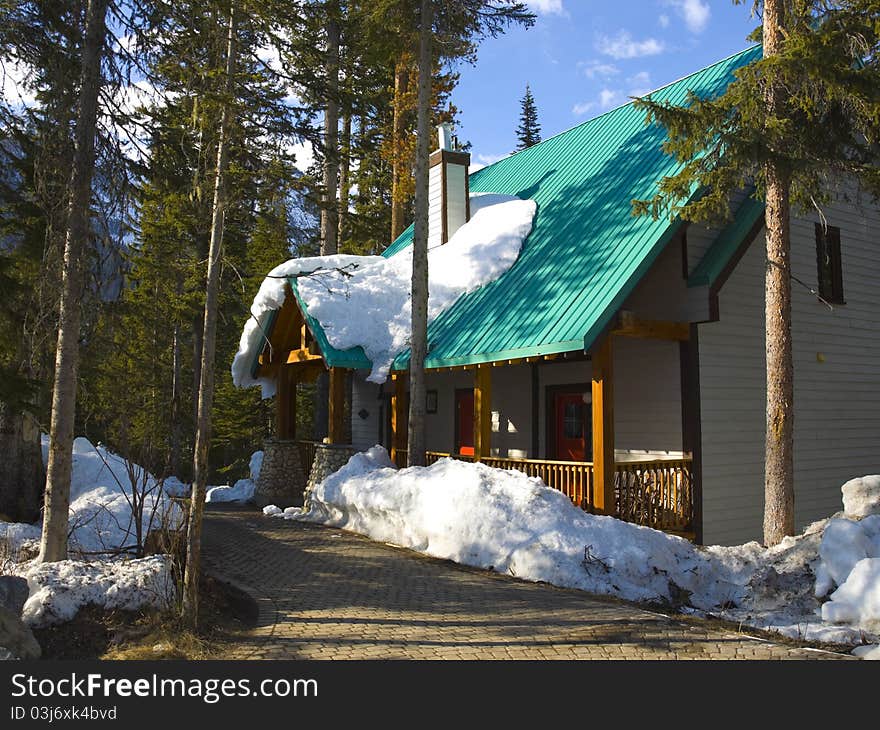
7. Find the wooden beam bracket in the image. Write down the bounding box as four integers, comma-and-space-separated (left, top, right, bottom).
611, 310, 690, 341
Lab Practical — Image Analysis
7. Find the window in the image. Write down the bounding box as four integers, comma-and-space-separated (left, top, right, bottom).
815, 223, 844, 304
563, 402, 583, 439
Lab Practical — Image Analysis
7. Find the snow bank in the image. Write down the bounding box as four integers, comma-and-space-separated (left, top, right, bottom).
283, 447, 880, 653
841, 475, 880, 518
17, 556, 173, 627
206, 478, 255, 504
233, 194, 536, 391
814, 515, 880, 635
0, 436, 183, 556
0, 437, 225, 627
206, 450, 263, 504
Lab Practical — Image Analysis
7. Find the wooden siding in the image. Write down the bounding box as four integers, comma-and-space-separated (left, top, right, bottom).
699, 182, 880, 545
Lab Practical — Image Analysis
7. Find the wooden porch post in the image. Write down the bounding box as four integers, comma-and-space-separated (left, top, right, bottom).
390, 370, 408, 463
328, 366, 346, 444
591, 337, 615, 515
474, 364, 492, 461
275, 365, 297, 440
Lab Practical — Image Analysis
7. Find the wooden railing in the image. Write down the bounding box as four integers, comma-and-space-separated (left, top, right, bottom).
391, 450, 693, 537
297, 440, 319, 471
425, 452, 593, 510
615, 459, 694, 536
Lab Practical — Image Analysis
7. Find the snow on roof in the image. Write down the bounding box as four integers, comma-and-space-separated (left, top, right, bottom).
232, 193, 536, 394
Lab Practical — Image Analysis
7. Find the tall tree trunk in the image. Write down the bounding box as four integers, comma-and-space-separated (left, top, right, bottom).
337, 111, 351, 249
170, 325, 182, 476
320, 3, 340, 256
38, 0, 108, 563
182, 3, 237, 624
0, 404, 44, 523
762, 0, 795, 546
391, 57, 410, 241
407, 0, 432, 468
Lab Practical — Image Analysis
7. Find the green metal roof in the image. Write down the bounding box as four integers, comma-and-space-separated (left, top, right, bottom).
289, 279, 372, 369
688, 194, 766, 288
297, 45, 763, 372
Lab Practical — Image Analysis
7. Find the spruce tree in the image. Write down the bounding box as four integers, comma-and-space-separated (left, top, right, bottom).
515, 83, 541, 150
633, 1, 880, 546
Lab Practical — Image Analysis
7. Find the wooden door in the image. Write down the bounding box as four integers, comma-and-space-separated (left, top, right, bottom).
455, 389, 475, 456
554, 392, 589, 461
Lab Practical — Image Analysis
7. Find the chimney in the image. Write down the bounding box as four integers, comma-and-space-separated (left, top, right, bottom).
428, 123, 471, 246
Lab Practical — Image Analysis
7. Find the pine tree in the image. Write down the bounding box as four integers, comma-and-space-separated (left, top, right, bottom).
633, 1, 880, 546
40, 0, 110, 563
406, 1, 534, 467
515, 83, 541, 150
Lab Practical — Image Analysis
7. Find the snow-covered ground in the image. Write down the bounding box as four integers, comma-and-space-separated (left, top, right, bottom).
206, 450, 263, 504
271, 446, 880, 658
233, 193, 536, 392
0, 437, 186, 626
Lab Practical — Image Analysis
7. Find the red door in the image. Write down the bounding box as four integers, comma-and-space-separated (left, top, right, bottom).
554, 392, 588, 461
456, 389, 475, 456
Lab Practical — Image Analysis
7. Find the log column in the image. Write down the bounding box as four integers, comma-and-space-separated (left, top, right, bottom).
390, 371, 409, 465
591, 337, 615, 515
474, 364, 492, 461
275, 364, 297, 440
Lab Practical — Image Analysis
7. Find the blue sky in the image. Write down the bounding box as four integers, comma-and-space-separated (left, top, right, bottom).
454, 0, 761, 170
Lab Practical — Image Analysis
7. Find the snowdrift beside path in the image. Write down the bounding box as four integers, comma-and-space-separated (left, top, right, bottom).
232, 193, 536, 391
0, 437, 181, 626
274, 447, 880, 655
18, 556, 172, 627
35, 436, 184, 555
206, 450, 263, 504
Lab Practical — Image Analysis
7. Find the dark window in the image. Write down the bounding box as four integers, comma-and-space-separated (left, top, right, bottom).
563, 402, 583, 439
815, 223, 844, 304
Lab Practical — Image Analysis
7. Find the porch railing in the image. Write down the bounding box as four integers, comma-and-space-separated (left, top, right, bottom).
376, 449, 692, 537
297, 440, 320, 472
427, 452, 595, 509
615, 459, 694, 535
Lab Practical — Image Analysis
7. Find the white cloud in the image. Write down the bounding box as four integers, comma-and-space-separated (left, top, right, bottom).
525, 0, 566, 15
669, 0, 711, 34
290, 140, 315, 173
659, 14, 670, 28
572, 88, 625, 116
596, 30, 665, 59
470, 153, 507, 173
627, 71, 652, 96
572, 73, 656, 118
579, 60, 620, 79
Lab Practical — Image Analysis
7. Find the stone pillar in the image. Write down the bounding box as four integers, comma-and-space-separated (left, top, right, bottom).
254, 438, 308, 507
304, 443, 358, 508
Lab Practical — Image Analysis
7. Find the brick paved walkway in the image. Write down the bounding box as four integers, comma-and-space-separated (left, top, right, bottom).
202, 506, 848, 660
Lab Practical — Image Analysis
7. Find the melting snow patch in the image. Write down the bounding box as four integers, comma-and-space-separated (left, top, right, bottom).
16, 556, 173, 627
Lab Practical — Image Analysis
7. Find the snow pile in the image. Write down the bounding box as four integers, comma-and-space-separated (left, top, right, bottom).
17, 556, 173, 627
0, 436, 184, 556
815, 515, 880, 632
232, 193, 536, 391
0, 437, 183, 627
841, 475, 880, 518
0, 521, 42, 557
41, 436, 183, 554
280, 446, 880, 655
206, 449, 263, 504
